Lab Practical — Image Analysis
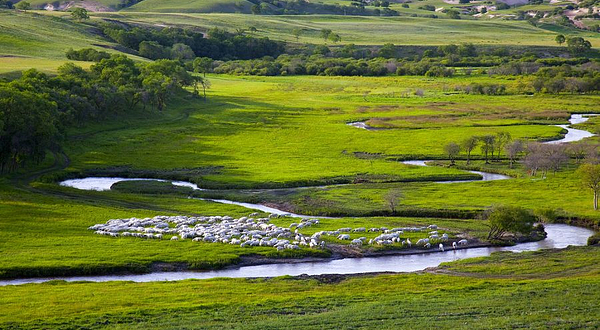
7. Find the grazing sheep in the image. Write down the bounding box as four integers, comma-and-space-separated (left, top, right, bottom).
452, 242, 457, 250
338, 234, 351, 240
458, 239, 468, 246
424, 243, 431, 249
351, 239, 363, 246
438, 243, 444, 252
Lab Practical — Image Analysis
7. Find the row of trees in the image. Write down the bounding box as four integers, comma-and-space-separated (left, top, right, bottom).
445, 133, 600, 176
0, 55, 204, 172
101, 24, 284, 61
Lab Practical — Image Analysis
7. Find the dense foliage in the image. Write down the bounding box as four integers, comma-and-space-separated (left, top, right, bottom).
0, 56, 197, 172
101, 24, 284, 61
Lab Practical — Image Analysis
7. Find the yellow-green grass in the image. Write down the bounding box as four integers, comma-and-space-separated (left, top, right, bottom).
0, 246, 598, 329
61, 74, 599, 187
91, 12, 600, 46
125, 0, 254, 13
0, 178, 489, 278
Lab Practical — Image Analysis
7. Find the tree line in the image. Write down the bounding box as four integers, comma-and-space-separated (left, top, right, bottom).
445, 133, 600, 177
0, 56, 203, 172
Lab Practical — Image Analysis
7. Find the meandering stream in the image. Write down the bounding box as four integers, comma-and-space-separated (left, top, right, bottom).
31, 113, 596, 285
0, 224, 593, 286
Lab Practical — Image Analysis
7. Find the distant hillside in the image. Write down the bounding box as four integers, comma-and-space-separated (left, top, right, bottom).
124, 0, 254, 13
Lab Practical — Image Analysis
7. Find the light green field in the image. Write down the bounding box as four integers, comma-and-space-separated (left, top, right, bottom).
0, 11, 126, 73
0, 246, 598, 329
63, 74, 599, 187
125, 0, 254, 13
90, 12, 600, 46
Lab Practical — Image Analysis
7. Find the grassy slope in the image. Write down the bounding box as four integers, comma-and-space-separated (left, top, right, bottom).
63, 74, 599, 186
125, 0, 254, 13
92, 12, 600, 46
0, 246, 598, 329
0, 11, 122, 73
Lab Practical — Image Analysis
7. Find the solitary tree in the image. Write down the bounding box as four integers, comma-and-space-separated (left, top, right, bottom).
320, 29, 333, 42
485, 205, 535, 241
566, 37, 592, 55
555, 34, 566, 45
384, 189, 403, 214
495, 131, 511, 161
71, 7, 89, 21
15, 1, 30, 10
292, 28, 303, 41
329, 33, 341, 43
251, 4, 261, 14
462, 136, 478, 165
444, 142, 461, 165
577, 163, 600, 210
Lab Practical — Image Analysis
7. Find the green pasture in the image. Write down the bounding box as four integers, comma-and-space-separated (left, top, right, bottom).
91, 12, 600, 46
0, 246, 598, 329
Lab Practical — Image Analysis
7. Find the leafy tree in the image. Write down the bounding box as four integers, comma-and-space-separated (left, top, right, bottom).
329, 33, 342, 43
577, 163, 600, 210
170, 43, 195, 60
71, 7, 89, 21
193, 57, 214, 77
479, 135, 495, 164
446, 10, 460, 19
313, 45, 331, 55
292, 28, 303, 41
138, 41, 170, 60
486, 205, 535, 241
251, 4, 261, 14
555, 34, 566, 45
378, 43, 396, 58
495, 131, 511, 160
566, 37, 592, 55
462, 136, 478, 165
444, 142, 461, 165
320, 29, 333, 42
0, 86, 59, 172
15, 1, 30, 10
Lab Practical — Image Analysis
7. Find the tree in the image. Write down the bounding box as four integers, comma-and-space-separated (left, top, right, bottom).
577, 163, 600, 210
71, 7, 89, 21
462, 136, 478, 165
170, 43, 195, 60
328, 33, 341, 43
555, 34, 566, 45
15, 1, 30, 10
566, 37, 592, 55
446, 10, 460, 19
384, 189, 403, 213
444, 142, 461, 165
505, 139, 524, 168
193, 57, 213, 77
292, 28, 303, 42
251, 4, 261, 14
378, 43, 396, 58
193, 76, 211, 101
495, 131, 511, 161
485, 205, 535, 241
139, 41, 169, 60
479, 135, 495, 164
320, 29, 333, 42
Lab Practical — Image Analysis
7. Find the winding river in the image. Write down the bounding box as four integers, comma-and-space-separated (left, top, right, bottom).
28, 113, 595, 286
0, 224, 593, 286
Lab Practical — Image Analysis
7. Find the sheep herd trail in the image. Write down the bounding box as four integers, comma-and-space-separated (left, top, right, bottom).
3, 113, 593, 285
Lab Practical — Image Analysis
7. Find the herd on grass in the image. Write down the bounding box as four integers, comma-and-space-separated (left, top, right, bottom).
90, 214, 466, 251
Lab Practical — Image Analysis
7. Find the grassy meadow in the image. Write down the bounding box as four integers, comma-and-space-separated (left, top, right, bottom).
1, 5, 600, 328
0, 246, 598, 329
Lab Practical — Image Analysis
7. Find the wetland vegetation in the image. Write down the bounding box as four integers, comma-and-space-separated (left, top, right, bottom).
0, 0, 599, 328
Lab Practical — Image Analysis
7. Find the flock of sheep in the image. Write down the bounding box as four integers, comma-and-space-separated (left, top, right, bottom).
89, 213, 468, 251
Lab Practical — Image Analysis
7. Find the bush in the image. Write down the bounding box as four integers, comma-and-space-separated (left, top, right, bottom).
588, 233, 600, 246
65, 48, 111, 62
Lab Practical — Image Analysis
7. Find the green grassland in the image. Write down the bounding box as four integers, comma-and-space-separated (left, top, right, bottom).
0, 11, 128, 73
61, 74, 599, 187
125, 0, 254, 13
92, 12, 600, 46
0, 246, 598, 329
